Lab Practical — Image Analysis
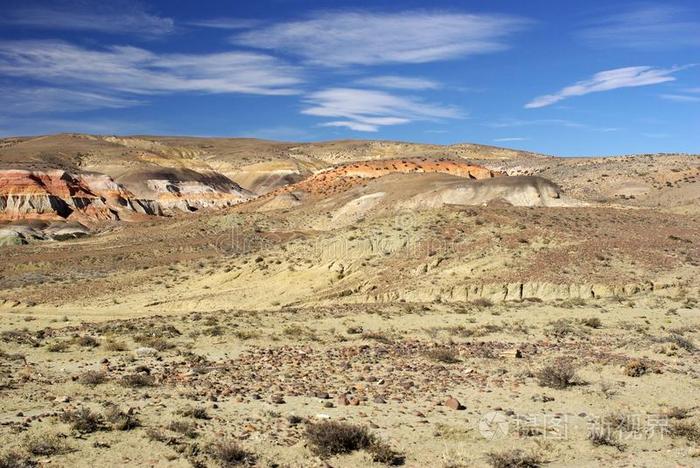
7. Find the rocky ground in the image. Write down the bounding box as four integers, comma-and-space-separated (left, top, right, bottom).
0, 297, 698, 467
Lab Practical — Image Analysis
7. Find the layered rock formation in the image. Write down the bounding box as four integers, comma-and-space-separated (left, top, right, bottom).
0, 169, 251, 222
259, 158, 503, 202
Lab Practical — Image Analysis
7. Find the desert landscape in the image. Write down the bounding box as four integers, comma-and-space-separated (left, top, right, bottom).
0, 134, 698, 467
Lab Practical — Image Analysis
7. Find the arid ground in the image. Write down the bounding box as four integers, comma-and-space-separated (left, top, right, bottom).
0, 135, 698, 467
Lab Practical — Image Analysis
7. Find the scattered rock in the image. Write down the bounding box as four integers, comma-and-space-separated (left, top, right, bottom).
445, 396, 464, 410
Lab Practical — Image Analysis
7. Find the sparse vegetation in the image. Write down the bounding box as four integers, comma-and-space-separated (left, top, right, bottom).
424, 347, 460, 363
588, 427, 626, 451
168, 419, 198, 438
669, 421, 700, 443
103, 339, 128, 352
624, 359, 649, 377
304, 421, 374, 458
120, 373, 155, 388
580, 317, 602, 328
22, 432, 71, 456
537, 361, 579, 389
78, 370, 107, 386
209, 438, 256, 466
104, 405, 140, 431
486, 449, 542, 468
0, 450, 34, 468
46, 340, 70, 352
76, 335, 99, 348
60, 407, 105, 433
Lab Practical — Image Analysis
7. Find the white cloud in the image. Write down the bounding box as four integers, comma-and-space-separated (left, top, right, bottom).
578, 5, 700, 50
525, 66, 681, 109
0, 1, 174, 36
303, 88, 462, 132
494, 137, 528, 142
186, 18, 260, 30
660, 94, 700, 102
0, 87, 142, 114
487, 118, 586, 128
0, 116, 162, 137
0, 40, 303, 96
233, 11, 528, 66
355, 75, 440, 90
487, 118, 619, 133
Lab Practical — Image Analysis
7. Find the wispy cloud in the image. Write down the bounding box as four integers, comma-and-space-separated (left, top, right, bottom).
0, 1, 174, 36
660, 93, 700, 102
355, 75, 440, 90
303, 88, 462, 132
186, 18, 260, 30
487, 118, 587, 129
578, 5, 700, 50
233, 11, 528, 66
525, 66, 682, 108
0, 87, 142, 114
487, 118, 619, 133
0, 40, 303, 97
0, 116, 162, 137
494, 137, 528, 142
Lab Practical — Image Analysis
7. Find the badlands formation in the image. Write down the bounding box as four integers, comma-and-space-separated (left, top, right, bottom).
0, 134, 699, 467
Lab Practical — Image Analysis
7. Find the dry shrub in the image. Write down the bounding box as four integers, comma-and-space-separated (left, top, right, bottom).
60, 407, 105, 433
486, 449, 542, 468
624, 359, 648, 377
580, 317, 602, 329
588, 427, 626, 451
46, 341, 70, 353
669, 421, 700, 444
424, 347, 461, 364
168, 419, 198, 439
305, 421, 374, 458
78, 370, 107, 386
537, 361, 579, 389
0, 451, 35, 468
76, 336, 99, 348
104, 405, 140, 431
104, 339, 128, 352
120, 373, 155, 388
22, 431, 71, 456
368, 440, 405, 465
209, 438, 256, 467
179, 406, 210, 420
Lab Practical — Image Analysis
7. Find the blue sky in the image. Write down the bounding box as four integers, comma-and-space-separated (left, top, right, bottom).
0, 0, 698, 156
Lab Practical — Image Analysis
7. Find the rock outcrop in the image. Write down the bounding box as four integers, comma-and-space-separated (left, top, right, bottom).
0, 169, 251, 222
256, 158, 503, 204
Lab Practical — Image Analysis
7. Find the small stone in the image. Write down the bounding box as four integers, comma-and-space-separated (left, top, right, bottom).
445, 397, 464, 410
373, 396, 386, 404
54, 395, 70, 403
515, 349, 523, 358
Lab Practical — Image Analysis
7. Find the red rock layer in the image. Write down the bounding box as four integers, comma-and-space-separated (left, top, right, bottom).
264, 158, 503, 199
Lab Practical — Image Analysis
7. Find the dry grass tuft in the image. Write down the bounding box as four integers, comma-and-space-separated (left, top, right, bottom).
486, 449, 543, 468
